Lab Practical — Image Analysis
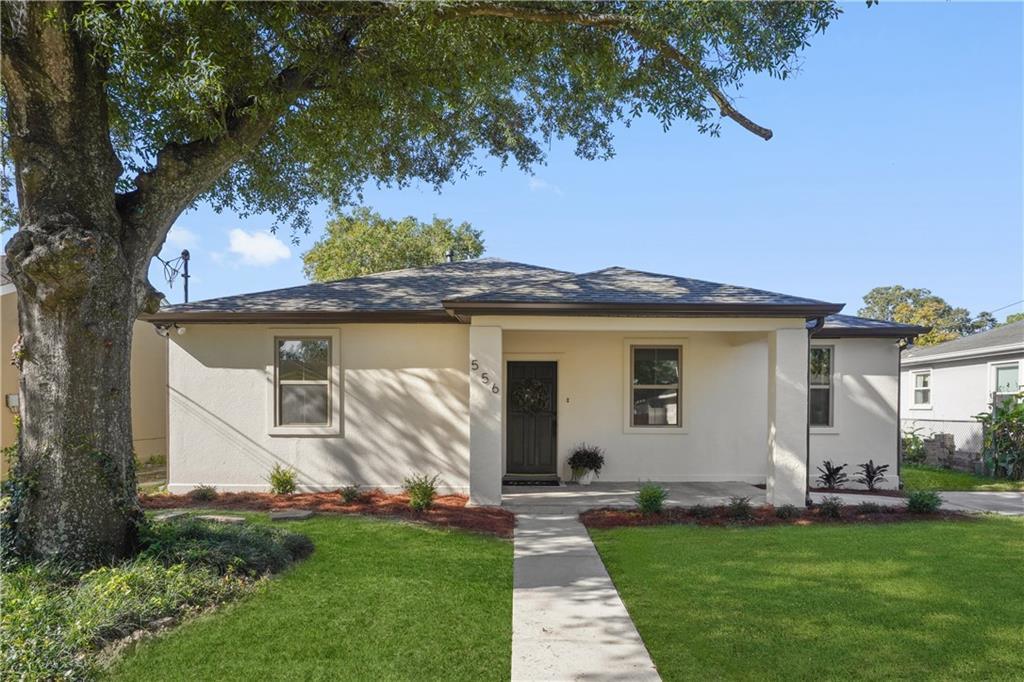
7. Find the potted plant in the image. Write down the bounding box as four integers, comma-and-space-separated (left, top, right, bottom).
567, 443, 605, 485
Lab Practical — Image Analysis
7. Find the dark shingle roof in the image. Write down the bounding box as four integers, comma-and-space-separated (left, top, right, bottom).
903, 319, 1024, 360
147, 259, 570, 322
815, 314, 930, 339
444, 267, 842, 316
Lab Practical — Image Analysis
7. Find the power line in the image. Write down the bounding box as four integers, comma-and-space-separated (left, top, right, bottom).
987, 299, 1024, 314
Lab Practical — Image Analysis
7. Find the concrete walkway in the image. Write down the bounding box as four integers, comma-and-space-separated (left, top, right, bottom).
512, 509, 660, 681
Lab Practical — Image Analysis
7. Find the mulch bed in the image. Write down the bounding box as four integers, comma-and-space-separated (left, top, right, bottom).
810, 487, 908, 498
579, 504, 968, 530
140, 490, 516, 538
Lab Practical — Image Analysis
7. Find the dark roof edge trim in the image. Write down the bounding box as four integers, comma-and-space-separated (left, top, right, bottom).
816, 326, 930, 339
442, 301, 845, 318
142, 310, 457, 325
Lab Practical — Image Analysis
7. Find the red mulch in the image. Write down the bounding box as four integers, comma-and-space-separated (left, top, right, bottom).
579, 504, 967, 530
810, 487, 908, 498
140, 490, 515, 539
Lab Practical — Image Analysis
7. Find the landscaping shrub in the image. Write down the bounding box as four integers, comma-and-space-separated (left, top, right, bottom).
567, 443, 605, 481
976, 397, 1024, 480
140, 518, 312, 576
856, 501, 884, 514
267, 464, 298, 495
634, 483, 668, 515
815, 460, 848, 489
817, 496, 844, 519
774, 504, 801, 520
340, 484, 362, 503
906, 490, 943, 514
901, 426, 927, 465
690, 504, 713, 519
403, 474, 439, 511
726, 496, 754, 521
188, 484, 217, 502
855, 460, 890, 491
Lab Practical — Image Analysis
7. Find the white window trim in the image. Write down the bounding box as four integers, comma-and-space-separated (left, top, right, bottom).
909, 369, 932, 410
266, 327, 342, 436
989, 360, 1021, 402
809, 344, 837, 432
622, 338, 688, 434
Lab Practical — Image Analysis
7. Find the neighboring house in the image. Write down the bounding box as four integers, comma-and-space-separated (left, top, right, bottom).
146, 259, 925, 506
901, 320, 1024, 455
0, 256, 169, 477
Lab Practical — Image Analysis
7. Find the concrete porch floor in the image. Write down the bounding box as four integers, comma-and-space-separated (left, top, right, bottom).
502, 480, 766, 513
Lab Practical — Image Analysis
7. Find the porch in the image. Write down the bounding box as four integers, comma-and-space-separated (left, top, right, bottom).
467, 316, 812, 508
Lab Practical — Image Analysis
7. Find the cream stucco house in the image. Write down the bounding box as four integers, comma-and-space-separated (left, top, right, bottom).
146, 259, 926, 507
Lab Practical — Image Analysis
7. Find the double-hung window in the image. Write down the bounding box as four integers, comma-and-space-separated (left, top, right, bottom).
912, 370, 931, 408
809, 346, 833, 427
630, 346, 681, 427
993, 362, 1020, 408
275, 337, 331, 426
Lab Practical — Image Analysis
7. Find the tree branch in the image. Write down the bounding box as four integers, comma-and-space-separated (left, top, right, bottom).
441, 3, 773, 141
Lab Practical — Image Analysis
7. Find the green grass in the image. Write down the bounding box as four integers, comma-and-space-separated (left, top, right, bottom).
902, 464, 1024, 491
591, 518, 1024, 681
107, 515, 512, 681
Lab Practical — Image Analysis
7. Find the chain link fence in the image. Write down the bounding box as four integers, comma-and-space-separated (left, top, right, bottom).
901, 417, 985, 473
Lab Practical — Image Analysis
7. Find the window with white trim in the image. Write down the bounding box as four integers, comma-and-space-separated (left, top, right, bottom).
993, 362, 1020, 408
809, 346, 833, 427
630, 346, 681, 427
275, 337, 331, 426
912, 370, 931, 407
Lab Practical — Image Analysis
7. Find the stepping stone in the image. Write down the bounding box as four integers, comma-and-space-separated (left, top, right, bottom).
269, 509, 313, 521
196, 514, 246, 525
153, 511, 190, 522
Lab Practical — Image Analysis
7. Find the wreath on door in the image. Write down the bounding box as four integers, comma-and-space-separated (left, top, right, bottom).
511, 378, 550, 414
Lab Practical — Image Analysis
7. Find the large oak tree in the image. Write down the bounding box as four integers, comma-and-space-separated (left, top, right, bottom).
1, 0, 841, 564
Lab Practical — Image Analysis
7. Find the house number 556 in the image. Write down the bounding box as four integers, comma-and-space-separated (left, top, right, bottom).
470, 359, 500, 394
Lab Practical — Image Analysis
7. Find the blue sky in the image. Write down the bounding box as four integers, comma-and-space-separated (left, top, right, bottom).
9, 2, 1024, 319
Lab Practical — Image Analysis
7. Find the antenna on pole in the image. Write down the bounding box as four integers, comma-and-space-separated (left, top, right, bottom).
156, 249, 193, 303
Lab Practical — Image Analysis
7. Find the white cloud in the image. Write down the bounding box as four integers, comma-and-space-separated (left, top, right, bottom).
165, 227, 199, 249
528, 177, 564, 196
227, 229, 291, 266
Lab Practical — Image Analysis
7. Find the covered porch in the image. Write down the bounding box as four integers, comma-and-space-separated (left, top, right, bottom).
465, 315, 812, 508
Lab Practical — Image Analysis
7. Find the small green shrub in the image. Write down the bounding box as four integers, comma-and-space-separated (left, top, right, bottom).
188, 484, 217, 502
855, 460, 890, 491
815, 460, 848, 490
902, 426, 927, 464
340, 484, 362, 504
267, 464, 298, 495
817, 495, 844, 519
403, 474, 439, 511
976, 396, 1024, 480
567, 443, 605, 481
906, 490, 943, 513
634, 483, 668, 515
856, 501, 884, 514
726, 496, 754, 521
140, 518, 312, 576
774, 504, 801, 520
690, 504, 713, 519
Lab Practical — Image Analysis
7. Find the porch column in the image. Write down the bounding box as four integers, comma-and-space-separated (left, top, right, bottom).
767, 327, 809, 506
469, 326, 502, 506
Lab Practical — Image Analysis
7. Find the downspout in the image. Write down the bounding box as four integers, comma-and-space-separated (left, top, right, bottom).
805, 316, 826, 506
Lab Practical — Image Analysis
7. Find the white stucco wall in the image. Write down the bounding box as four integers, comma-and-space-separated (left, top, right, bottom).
501, 330, 771, 483
810, 337, 900, 489
167, 324, 470, 494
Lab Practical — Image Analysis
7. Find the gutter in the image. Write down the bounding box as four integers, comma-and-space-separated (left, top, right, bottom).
805, 315, 826, 506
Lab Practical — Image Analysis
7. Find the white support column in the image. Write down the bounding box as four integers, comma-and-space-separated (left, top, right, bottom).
767, 328, 809, 507
469, 326, 503, 506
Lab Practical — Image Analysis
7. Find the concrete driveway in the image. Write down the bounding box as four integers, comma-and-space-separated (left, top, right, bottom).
810, 490, 1024, 515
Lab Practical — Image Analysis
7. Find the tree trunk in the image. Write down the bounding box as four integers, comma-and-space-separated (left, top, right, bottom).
6, 229, 143, 565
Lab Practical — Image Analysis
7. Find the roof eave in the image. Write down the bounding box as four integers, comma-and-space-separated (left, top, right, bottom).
817, 325, 931, 339
441, 301, 844, 319
142, 310, 456, 325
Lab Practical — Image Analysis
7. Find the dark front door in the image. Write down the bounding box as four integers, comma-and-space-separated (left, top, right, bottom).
506, 361, 558, 476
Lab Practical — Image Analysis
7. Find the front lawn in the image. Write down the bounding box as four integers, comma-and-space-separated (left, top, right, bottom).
902, 464, 1024, 491
591, 518, 1023, 681
108, 514, 512, 681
